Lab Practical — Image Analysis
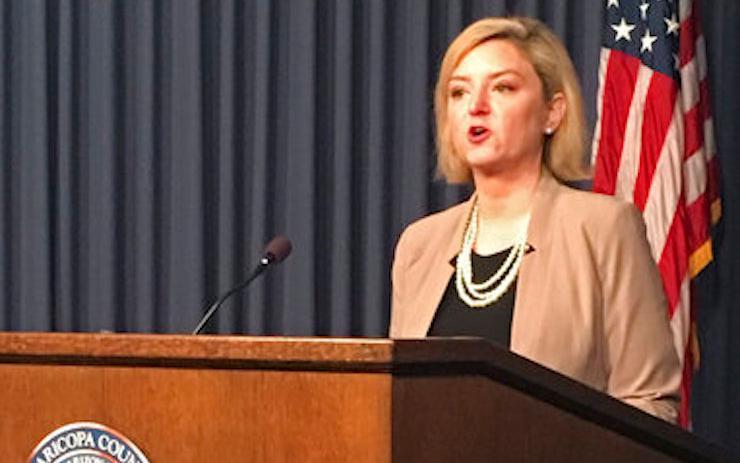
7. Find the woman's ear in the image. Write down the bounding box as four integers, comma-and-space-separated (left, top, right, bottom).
545, 92, 566, 134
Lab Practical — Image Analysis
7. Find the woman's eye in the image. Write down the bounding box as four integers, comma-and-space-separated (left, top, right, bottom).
492, 83, 513, 93
449, 88, 466, 99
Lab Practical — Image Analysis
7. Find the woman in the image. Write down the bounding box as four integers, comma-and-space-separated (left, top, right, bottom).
390, 17, 680, 423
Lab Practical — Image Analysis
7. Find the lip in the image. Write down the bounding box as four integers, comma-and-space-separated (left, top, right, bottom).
467, 125, 491, 144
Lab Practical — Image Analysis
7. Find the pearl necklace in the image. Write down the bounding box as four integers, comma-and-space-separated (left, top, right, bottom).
455, 203, 528, 308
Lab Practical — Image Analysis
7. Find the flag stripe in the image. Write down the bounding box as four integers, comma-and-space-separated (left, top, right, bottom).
669, 276, 691, 363
657, 200, 689, 317
684, 150, 707, 204
679, 16, 697, 67
680, 59, 700, 109
591, 49, 610, 167
593, 51, 641, 195
698, 80, 711, 120
633, 73, 678, 211
678, 0, 694, 23
616, 64, 654, 202
704, 119, 716, 159
683, 107, 702, 160
679, 1, 701, 64
641, 99, 683, 261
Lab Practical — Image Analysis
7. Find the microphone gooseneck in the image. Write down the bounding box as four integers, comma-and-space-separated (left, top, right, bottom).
191, 236, 292, 335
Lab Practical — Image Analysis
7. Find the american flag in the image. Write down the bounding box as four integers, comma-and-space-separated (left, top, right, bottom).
591, 0, 720, 427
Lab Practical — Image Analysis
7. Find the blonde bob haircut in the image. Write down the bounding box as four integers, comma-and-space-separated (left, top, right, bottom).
434, 17, 589, 183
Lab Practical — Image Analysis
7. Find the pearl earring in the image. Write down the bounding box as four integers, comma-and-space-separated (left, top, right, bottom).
545, 127, 554, 135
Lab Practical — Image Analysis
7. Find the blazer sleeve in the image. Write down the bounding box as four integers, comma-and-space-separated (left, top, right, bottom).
599, 202, 681, 423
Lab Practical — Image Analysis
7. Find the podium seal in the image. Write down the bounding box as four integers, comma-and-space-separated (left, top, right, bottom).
27, 421, 150, 463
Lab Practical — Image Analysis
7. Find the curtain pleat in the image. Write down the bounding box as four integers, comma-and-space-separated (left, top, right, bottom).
124, 0, 156, 332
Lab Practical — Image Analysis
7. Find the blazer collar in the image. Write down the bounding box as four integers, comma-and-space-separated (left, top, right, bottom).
526, 168, 560, 252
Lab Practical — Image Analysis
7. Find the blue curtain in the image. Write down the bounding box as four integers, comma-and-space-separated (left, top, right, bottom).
0, 0, 737, 456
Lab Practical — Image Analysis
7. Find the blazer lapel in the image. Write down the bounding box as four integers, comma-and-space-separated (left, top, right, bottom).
407, 194, 476, 337
510, 170, 559, 350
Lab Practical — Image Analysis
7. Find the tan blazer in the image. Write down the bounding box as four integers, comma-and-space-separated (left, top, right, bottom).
390, 171, 681, 422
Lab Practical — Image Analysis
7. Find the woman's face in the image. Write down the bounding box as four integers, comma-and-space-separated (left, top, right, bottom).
446, 39, 561, 178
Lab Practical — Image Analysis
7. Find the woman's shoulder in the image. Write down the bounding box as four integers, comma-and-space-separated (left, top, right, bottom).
395, 200, 469, 254
403, 200, 468, 235
551, 182, 644, 233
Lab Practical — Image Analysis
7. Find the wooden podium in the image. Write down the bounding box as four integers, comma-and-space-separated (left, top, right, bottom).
0, 333, 726, 462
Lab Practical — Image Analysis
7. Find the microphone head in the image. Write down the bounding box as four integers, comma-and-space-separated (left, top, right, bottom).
263, 235, 292, 264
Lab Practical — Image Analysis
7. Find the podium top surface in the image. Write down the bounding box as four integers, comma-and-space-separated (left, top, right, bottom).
0, 332, 398, 366
0, 332, 572, 372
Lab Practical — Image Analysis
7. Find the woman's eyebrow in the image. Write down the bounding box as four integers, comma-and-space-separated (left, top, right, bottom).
449, 69, 523, 83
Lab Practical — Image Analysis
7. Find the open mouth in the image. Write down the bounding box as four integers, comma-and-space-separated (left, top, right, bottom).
467, 125, 490, 143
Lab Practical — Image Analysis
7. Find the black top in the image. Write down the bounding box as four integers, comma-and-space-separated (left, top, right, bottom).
428, 248, 517, 348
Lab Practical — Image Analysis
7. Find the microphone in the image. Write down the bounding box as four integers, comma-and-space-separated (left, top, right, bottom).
191, 236, 292, 335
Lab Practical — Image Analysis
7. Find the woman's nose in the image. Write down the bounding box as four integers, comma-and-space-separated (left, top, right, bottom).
468, 86, 490, 115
